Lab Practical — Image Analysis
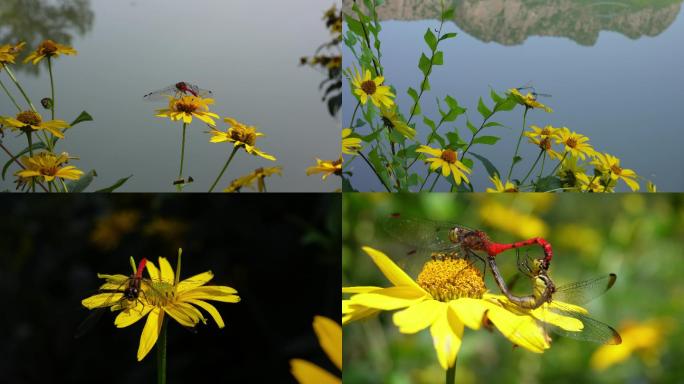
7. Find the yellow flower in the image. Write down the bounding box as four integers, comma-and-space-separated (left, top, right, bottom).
416, 145, 471, 186
24, 40, 77, 65
351, 67, 395, 108
486, 174, 518, 192
509, 88, 552, 112
15, 151, 83, 183
307, 158, 342, 180
343, 247, 575, 370
90, 210, 141, 251
524, 124, 560, 140
555, 128, 596, 160
208, 118, 276, 161
81, 251, 240, 361
591, 152, 639, 191
527, 136, 563, 160
591, 319, 673, 371
647, 181, 657, 193
0, 42, 26, 64
224, 166, 282, 192
576, 173, 609, 193
479, 201, 548, 239
156, 95, 219, 126
223, 173, 257, 193
3, 110, 69, 138
380, 105, 416, 140
557, 155, 587, 189
290, 316, 341, 384
342, 128, 362, 155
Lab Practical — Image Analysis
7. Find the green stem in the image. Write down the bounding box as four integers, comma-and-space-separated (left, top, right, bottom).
358, 150, 391, 192
520, 149, 543, 185
506, 107, 529, 180
428, 172, 440, 192
26, 131, 33, 157
418, 171, 432, 191
548, 151, 568, 177
446, 363, 456, 384
60, 178, 69, 193
177, 123, 188, 191
0, 141, 48, 192
47, 57, 55, 120
157, 316, 168, 384
538, 152, 546, 180
2, 63, 36, 111
208, 146, 239, 192
0, 77, 21, 111
348, 101, 360, 129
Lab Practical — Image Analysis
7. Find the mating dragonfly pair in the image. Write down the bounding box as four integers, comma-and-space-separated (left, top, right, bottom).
382, 215, 622, 345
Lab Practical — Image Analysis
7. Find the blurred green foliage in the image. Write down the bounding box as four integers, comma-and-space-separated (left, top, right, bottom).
343, 193, 684, 383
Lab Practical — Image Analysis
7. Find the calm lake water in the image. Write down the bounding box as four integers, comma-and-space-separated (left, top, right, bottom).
343, 0, 684, 192
1, 0, 340, 192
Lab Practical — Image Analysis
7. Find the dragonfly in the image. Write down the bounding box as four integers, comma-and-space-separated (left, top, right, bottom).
143, 81, 213, 101
516, 85, 552, 100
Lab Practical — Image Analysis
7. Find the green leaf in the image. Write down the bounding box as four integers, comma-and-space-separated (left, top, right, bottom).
442, 8, 455, 20
342, 176, 357, 192
467, 120, 478, 135
439, 32, 458, 41
423, 116, 437, 131
535, 176, 562, 192
427, 131, 446, 148
433, 51, 444, 65
424, 29, 437, 51
66, 170, 96, 192
473, 136, 500, 145
490, 88, 502, 103
446, 132, 466, 149
407, 173, 422, 188
95, 175, 133, 192
344, 15, 364, 37
418, 53, 431, 76
512, 155, 523, 165
496, 98, 517, 112
70, 111, 93, 127
470, 152, 501, 178
2, 142, 48, 180
477, 97, 492, 119
407, 87, 420, 103
484, 121, 504, 128
461, 157, 474, 169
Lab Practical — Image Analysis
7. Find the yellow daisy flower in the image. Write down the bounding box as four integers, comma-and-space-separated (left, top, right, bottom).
290, 316, 341, 384
2, 110, 69, 138
509, 88, 553, 112
380, 105, 416, 140
306, 158, 342, 180
343, 247, 588, 370
24, 39, 77, 65
524, 124, 560, 140
15, 151, 83, 183
591, 319, 672, 372
591, 152, 639, 191
81, 251, 240, 361
486, 174, 518, 192
156, 95, 219, 126
342, 128, 362, 155
416, 145, 471, 186
224, 166, 282, 192
0, 42, 26, 64
208, 118, 276, 161
223, 174, 257, 193
351, 67, 395, 108
576, 173, 608, 193
557, 155, 587, 189
647, 181, 657, 193
528, 136, 563, 160
555, 128, 596, 160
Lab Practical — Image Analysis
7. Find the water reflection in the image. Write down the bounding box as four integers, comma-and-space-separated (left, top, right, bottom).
0, 0, 93, 75
343, 0, 683, 45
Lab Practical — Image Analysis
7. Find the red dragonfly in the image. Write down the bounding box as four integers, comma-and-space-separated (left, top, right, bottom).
382, 215, 553, 271
143, 82, 213, 101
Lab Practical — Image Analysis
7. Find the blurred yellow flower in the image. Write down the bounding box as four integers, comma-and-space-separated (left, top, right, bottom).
224, 173, 257, 193
0, 42, 25, 64
509, 88, 552, 112
416, 145, 471, 186
380, 106, 416, 140
592, 153, 639, 191
479, 201, 548, 239
307, 158, 342, 180
351, 67, 395, 108
224, 166, 282, 192
557, 155, 587, 189
156, 95, 219, 126
528, 136, 562, 160
486, 174, 518, 193
576, 173, 609, 193
647, 181, 657, 193
555, 128, 596, 160
24, 40, 77, 65
555, 224, 602, 256
3, 110, 69, 138
208, 118, 276, 161
344, 247, 558, 370
591, 319, 673, 371
16, 151, 83, 183
143, 217, 188, 241
342, 128, 362, 155
90, 210, 141, 250
290, 316, 341, 384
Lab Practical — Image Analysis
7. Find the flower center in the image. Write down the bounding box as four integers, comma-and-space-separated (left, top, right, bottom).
17, 110, 42, 126
229, 127, 257, 146
332, 159, 343, 175
440, 149, 457, 164
416, 257, 486, 301
39, 40, 58, 55
360, 80, 377, 95
144, 280, 176, 307
610, 164, 622, 175
174, 99, 199, 113
566, 138, 578, 148
541, 128, 552, 136
539, 137, 552, 151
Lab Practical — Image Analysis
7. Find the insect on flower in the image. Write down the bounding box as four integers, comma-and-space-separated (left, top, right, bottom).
143, 81, 213, 101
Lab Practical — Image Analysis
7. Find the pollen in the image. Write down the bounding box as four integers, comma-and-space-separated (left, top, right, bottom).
144, 280, 176, 307
539, 137, 552, 151
360, 80, 377, 95
229, 126, 257, 146
610, 164, 623, 175
566, 138, 578, 148
16, 110, 42, 126
440, 149, 457, 164
416, 258, 486, 302
174, 99, 199, 113
38, 40, 58, 55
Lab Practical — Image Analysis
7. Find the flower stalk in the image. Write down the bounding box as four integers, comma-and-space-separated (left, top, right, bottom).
209, 146, 239, 192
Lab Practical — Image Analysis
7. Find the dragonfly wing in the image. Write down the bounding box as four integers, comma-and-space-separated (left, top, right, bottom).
552, 274, 617, 306
381, 216, 458, 252
547, 309, 622, 345
143, 84, 178, 101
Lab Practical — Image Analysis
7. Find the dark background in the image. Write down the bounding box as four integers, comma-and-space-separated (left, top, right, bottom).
0, 194, 341, 383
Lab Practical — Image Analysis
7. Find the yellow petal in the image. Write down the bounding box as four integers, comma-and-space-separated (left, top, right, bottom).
178, 285, 240, 303
350, 286, 426, 310
342, 286, 381, 294
137, 307, 163, 361
487, 306, 549, 353
164, 302, 204, 327
115, 301, 153, 328
82, 293, 123, 309
393, 299, 444, 334
145, 259, 160, 281
361, 247, 426, 292
185, 299, 225, 328
157, 257, 175, 284
290, 359, 340, 384
177, 271, 214, 293
450, 298, 492, 330
429, 307, 463, 370
313, 316, 342, 370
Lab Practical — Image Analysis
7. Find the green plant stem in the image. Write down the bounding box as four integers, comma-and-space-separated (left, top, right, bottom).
358, 150, 391, 192
520, 149, 543, 185
0, 78, 21, 111
177, 123, 188, 191
538, 152, 546, 180
2, 63, 36, 111
418, 171, 432, 191
26, 132, 33, 157
60, 178, 69, 193
0, 141, 48, 192
459, 108, 498, 162
353, 0, 381, 76
349, 101, 360, 128
428, 172, 440, 192
47, 57, 55, 120
208, 146, 239, 192
548, 151, 567, 177
157, 317, 168, 384
506, 107, 529, 180
446, 363, 456, 384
